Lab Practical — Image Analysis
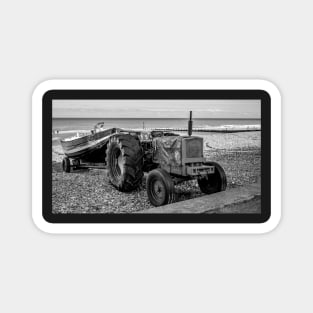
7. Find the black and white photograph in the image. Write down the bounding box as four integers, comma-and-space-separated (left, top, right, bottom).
4, 0, 312, 310
52, 98, 261, 215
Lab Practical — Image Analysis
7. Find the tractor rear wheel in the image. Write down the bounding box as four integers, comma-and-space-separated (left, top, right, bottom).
105, 134, 144, 192
197, 162, 227, 194
62, 157, 71, 173
146, 169, 176, 206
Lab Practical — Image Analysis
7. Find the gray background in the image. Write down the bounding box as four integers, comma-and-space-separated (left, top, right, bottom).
0, 0, 311, 312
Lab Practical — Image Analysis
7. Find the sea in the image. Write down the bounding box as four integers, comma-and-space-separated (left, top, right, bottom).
53, 118, 261, 132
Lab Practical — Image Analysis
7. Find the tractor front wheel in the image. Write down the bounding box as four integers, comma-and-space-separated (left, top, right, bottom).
146, 169, 176, 206
197, 162, 227, 194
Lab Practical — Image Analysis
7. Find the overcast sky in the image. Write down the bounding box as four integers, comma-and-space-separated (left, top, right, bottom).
53, 99, 261, 119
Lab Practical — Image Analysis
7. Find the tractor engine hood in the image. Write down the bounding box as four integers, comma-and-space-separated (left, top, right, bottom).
153, 135, 204, 166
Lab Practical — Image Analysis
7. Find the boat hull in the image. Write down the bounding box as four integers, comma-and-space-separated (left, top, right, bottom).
60, 128, 116, 159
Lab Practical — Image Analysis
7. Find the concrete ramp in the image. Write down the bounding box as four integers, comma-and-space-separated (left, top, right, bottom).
137, 182, 261, 214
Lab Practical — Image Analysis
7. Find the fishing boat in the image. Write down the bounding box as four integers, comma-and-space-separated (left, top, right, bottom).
60, 123, 119, 159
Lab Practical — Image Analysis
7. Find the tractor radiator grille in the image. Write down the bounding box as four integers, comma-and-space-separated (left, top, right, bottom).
185, 137, 203, 158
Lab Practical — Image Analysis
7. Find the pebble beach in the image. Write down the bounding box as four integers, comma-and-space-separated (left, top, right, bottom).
52, 131, 261, 214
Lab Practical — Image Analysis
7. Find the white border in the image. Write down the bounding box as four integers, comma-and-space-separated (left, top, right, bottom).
32, 79, 281, 234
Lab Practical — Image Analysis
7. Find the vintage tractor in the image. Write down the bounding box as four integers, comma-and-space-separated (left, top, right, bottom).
104, 112, 227, 206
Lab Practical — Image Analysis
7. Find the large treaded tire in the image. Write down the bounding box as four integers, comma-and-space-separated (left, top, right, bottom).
197, 162, 227, 194
105, 134, 144, 192
146, 168, 176, 206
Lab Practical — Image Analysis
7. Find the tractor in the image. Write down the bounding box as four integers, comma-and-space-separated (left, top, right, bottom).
104, 112, 227, 206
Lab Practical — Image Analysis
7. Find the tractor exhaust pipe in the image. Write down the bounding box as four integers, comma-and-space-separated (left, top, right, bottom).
188, 111, 193, 136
